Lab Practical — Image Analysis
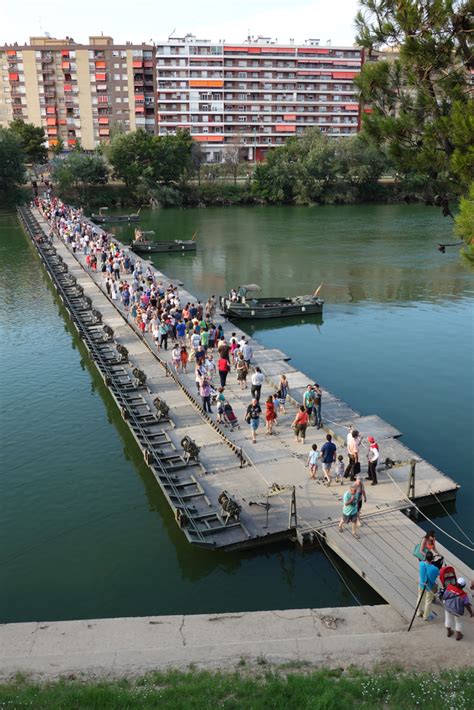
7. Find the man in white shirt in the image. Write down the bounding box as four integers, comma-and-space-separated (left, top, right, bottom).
366, 435, 380, 485
190, 330, 201, 352
251, 367, 264, 402
240, 339, 253, 366
345, 429, 361, 481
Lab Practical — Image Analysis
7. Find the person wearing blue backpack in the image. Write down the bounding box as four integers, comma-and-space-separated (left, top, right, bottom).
417, 551, 439, 621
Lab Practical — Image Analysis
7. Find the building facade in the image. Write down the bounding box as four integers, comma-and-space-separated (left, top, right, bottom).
0, 34, 362, 160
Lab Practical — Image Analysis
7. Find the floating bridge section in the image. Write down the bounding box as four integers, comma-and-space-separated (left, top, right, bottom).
19, 205, 473, 621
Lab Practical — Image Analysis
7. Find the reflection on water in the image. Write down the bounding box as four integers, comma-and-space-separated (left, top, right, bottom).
111, 204, 472, 305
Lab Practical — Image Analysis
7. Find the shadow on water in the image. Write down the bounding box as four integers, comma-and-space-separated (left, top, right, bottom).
228, 313, 324, 336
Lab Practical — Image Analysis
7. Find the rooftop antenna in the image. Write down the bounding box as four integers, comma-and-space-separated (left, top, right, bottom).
168, 28, 176, 41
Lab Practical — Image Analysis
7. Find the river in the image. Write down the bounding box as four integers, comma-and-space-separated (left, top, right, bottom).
1, 204, 472, 623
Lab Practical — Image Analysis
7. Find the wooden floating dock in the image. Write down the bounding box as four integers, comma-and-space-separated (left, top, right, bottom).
20, 205, 473, 621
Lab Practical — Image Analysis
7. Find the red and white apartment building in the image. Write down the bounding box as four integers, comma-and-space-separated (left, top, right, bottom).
0, 33, 363, 161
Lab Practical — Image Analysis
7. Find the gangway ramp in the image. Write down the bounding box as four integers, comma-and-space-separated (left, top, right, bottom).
317, 511, 473, 621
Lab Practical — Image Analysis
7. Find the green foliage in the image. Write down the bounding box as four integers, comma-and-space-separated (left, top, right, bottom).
9, 118, 47, 164
50, 137, 64, 156
450, 101, 474, 189
183, 182, 255, 207
106, 128, 193, 201
253, 128, 388, 205
355, 1, 473, 192
455, 182, 474, 259
0, 667, 473, 709
0, 126, 26, 206
52, 152, 108, 202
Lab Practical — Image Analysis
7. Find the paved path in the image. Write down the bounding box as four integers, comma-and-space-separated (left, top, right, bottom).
1, 605, 473, 680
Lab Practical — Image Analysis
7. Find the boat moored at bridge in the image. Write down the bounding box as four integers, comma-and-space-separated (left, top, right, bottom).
221, 284, 324, 319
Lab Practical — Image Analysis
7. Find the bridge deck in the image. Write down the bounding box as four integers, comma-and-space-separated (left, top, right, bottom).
22, 205, 473, 619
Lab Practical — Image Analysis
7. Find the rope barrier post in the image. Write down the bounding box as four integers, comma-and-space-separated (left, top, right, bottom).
239, 447, 243, 469
289, 486, 297, 528
408, 459, 416, 499
407, 584, 426, 632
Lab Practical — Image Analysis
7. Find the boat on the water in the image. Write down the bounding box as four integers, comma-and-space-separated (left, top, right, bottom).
130, 228, 197, 253
221, 284, 324, 319
91, 206, 140, 224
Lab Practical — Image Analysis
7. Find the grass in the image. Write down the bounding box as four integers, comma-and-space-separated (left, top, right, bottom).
0, 667, 473, 709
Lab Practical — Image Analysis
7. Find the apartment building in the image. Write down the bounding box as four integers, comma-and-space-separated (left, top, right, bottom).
0, 34, 362, 160
0, 35, 155, 150
156, 35, 362, 162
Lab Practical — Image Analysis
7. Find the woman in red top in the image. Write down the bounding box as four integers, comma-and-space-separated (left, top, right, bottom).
218, 356, 230, 388
292, 405, 309, 443
420, 530, 438, 558
180, 346, 189, 374
265, 395, 276, 435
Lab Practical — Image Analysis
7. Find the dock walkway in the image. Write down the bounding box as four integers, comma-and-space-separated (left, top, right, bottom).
22, 205, 473, 621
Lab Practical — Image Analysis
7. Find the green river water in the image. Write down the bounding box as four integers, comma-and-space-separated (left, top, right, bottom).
1, 204, 473, 623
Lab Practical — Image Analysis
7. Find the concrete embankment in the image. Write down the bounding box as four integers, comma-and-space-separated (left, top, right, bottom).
1, 605, 473, 680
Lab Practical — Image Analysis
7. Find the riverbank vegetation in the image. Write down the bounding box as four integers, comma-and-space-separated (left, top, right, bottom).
1, 666, 473, 708
0, 127, 27, 206
455, 184, 474, 260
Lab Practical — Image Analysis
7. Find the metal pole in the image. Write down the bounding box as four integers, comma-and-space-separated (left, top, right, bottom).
289, 485, 297, 528
265, 491, 270, 529
407, 585, 426, 632
239, 447, 243, 468
407, 459, 416, 498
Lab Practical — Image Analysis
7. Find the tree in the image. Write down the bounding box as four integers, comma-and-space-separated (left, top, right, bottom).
106, 128, 193, 201
0, 127, 26, 205
50, 137, 64, 156
253, 137, 304, 203
252, 128, 389, 205
52, 152, 108, 202
190, 140, 205, 186
106, 129, 158, 193
355, 0, 473, 193
9, 118, 47, 164
223, 139, 242, 185
455, 182, 474, 260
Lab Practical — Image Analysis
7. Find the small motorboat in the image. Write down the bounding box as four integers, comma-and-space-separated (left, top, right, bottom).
220, 284, 324, 319
131, 228, 197, 253
91, 206, 141, 224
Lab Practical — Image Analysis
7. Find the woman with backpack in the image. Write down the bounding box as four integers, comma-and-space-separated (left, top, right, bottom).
443, 577, 473, 641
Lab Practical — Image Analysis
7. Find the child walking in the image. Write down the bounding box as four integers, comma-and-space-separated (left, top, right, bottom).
335, 455, 344, 485
307, 444, 320, 479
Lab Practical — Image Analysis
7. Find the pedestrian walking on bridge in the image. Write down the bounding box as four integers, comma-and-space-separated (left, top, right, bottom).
417, 551, 439, 622
338, 484, 360, 538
